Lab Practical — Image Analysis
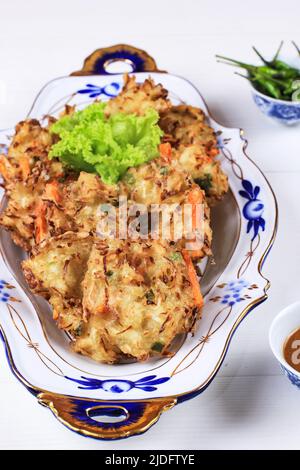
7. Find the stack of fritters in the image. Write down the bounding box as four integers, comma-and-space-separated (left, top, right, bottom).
0, 75, 228, 363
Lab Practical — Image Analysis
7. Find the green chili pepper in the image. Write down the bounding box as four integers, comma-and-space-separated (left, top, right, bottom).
262, 66, 298, 79
253, 42, 299, 77
217, 44, 300, 101
252, 41, 283, 67
272, 60, 299, 76
235, 72, 282, 99
252, 41, 283, 63
292, 41, 300, 56
216, 55, 257, 73
254, 77, 282, 99
291, 80, 300, 101
258, 73, 298, 98
217, 54, 299, 80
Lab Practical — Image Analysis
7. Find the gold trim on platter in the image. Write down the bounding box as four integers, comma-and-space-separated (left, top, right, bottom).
70, 44, 165, 76
37, 392, 176, 440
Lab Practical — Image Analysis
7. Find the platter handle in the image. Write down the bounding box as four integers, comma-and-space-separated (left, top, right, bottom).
70, 44, 165, 76
38, 392, 176, 440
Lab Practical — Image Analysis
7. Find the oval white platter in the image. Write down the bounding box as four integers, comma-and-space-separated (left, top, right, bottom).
0, 68, 277, 440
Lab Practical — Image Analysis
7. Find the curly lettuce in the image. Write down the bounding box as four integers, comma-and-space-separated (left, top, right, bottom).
48, 103, 163, 184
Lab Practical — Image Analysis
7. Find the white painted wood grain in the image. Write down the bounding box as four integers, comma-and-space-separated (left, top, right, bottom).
0, 0, 299, 450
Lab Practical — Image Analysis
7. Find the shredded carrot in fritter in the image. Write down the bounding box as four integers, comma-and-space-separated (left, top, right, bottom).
35, 201, 48, 244
159, 142, 172, 163
182, 249, 203, 309
0, 155, 10, 180
207, 147, 219, 158
43, 181, 61, 205
188, 187, 203, 229
19, 156, 31, 179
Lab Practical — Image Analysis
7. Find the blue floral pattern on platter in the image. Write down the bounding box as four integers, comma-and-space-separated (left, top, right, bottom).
281, 365, 300, 389
216, 134, 231, 150
253, 93, 300, 124
0, 280, 14, 303
220, 279, 249, 306
77, 82, 120, 98
0, 143, 8, 155
65, 374, 170, 393
239, 180, 265, 240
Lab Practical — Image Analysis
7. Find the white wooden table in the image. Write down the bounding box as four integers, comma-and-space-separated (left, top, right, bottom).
0, 0, 299, 450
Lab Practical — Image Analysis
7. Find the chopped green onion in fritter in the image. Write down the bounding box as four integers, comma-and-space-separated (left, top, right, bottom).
145, 289, 155, 304
160, 166, 169, 175
195, 174, 212, 192
169, 252, 183, 262
151, 342, 164, 352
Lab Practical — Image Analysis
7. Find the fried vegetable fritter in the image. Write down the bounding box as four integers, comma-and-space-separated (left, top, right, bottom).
160, 105, 215, 149
22, 232, 93, 331
160, 105, 229, 203
63, 172, 119, 233
175, 145, 229, 204
0, 156, 117, 250
0, 119, 71, 249
22, 234, 201, 363
75, 239, 200, 362
0, 119, 59, 185
120, 158, 212, 259
105, 75, 171, 116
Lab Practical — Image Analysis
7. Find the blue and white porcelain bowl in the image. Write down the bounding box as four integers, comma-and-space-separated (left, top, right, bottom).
252, 87, 300, 125
269, 301, 300, 388
249, 50, 300, 125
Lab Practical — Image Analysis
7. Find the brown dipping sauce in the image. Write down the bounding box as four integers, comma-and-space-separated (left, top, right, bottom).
283, 327, 300, 373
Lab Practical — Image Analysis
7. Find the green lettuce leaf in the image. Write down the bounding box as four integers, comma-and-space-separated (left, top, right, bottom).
48, 103, 163, 184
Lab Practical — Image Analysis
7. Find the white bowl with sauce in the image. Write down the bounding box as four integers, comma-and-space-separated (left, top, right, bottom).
269, 301, 300, 388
